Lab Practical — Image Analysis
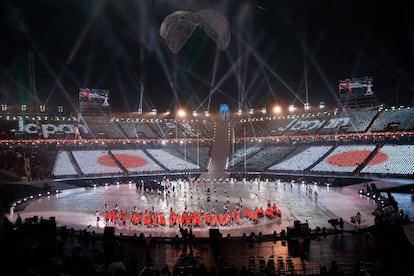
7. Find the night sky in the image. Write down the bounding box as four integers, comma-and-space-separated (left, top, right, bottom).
1, 0, 413, 114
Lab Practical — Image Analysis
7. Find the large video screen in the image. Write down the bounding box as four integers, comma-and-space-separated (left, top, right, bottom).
338, 76, 373, 98
79, 88, 110, 107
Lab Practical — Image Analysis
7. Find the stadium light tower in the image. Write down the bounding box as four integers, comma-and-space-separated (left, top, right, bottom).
288, 104, 295, 113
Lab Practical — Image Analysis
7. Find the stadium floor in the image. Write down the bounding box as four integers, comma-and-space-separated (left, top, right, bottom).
7, 178, 382, 238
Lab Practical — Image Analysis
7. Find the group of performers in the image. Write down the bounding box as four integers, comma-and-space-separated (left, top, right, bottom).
95, 177, 289, 230
98, 200, 282, 229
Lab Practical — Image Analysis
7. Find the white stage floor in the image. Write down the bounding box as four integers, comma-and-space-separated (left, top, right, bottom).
8, 179, 379, 238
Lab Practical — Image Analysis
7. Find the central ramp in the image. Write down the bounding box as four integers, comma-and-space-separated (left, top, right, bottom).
201, 121, 230, 180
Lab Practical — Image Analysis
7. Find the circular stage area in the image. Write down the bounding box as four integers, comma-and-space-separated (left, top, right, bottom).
8, 179, 378, 238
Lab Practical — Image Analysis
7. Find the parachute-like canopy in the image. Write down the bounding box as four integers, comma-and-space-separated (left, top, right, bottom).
159, 9, 231, 54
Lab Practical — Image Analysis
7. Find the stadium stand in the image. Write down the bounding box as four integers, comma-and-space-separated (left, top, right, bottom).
71, 150, 124, 175
360, 144, 414, 175
318, 110, 378, 134
371, 108, 414, 132
311, 145, 377, 173
110, 149, 164, 173
268, 145, 333, 171
228, 142, 262, 168
81, 118, 126, 139
2, 108, 414, 181
52, 151, 78, 177
229, 144, 295, 171
146, 148, 200, 171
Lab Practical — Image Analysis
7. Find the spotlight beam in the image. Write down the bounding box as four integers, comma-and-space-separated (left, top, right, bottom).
150, 29, 181, 107
178, 65, 240, 109
14, 17, 80, 113
251, 49, 304, 105
207, 47, 221, 113
45, 3, 104, 105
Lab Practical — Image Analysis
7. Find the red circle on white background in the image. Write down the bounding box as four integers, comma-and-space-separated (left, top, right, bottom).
98, 154, 148, 168
326, 150, 388, 167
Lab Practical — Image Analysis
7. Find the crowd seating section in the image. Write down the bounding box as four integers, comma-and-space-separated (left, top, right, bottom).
371, 108, 414, 131
360, 144, 414, 175
3, 108, 414, 180
117, 119, 214, 140
72, 150, 124, 175
117, 121, 158, 139
232, 110, 381, 137
110, 149, 164, 173
231, 145, 295, 171
146, 148, 200, 171
228, 143, 262, 168
233, 117, 296, 138
318, 111, 378, 134
3, 108, 414, 141
282, 114, 331, 136
268, 145, 333, 171
81, 118, 125, 139
174, 144, 211, 170
52, 151, 78, 177
311, 145, 376, 173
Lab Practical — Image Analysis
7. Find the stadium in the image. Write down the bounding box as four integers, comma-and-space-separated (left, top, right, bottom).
1, 0, 414, 275
1, 98, 414, 275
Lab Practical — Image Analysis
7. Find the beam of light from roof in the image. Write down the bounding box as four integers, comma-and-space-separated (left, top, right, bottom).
150, 28, 181, 108
112, 56, 131, 115
123, 1, 151, 112
177, 41, 254, 111
178, 65, 239, 109
304, 45, 341, 108
240, 40, 253, 110
97, 16, 150, 114
279, 9, 338, 107
45, 3, 104, 106
259, 66, 279, 103
363, 49, 414, 95
240, 61, 265, 109
12, 16, 79, 113
200, 30, 263, 111
259, 38, 306, 106
207, 47, 221, 113
303, 43, 309, 105
205, 48, 252, 105
225, 30, 264, 111
247, 44, 305, 105
237, 38, 242, 111
175, 69, 205, 107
